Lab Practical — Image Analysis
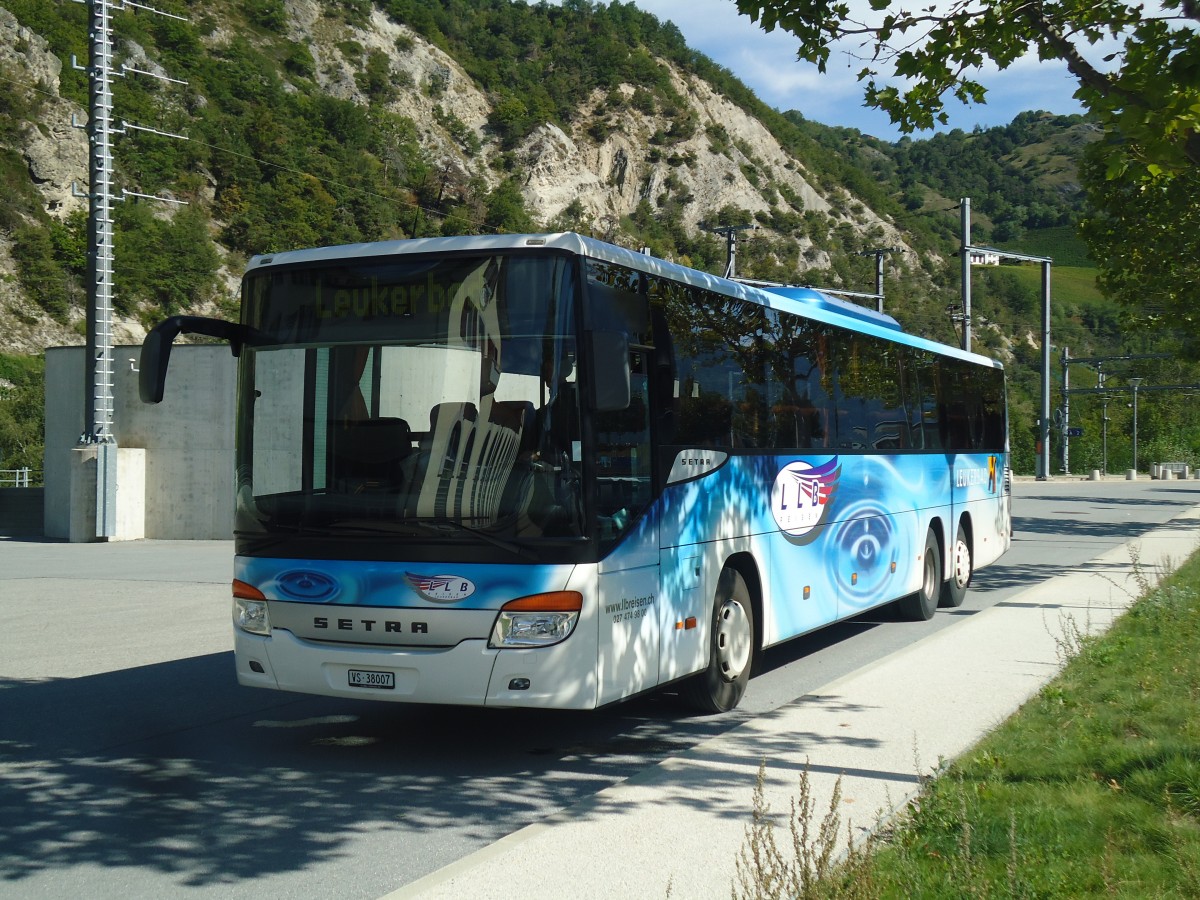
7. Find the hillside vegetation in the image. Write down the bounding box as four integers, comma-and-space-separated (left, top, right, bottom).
0, 0, 1197, 477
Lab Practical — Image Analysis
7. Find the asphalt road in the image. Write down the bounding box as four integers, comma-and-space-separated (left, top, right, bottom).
1, 478, 1198, 899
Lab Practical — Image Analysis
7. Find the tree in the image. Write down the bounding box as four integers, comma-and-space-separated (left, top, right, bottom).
1079, 159, 1200, 356
0, 353, 45, 475
734, 0, 1200, 345
483, 178, 535, 234
733, 0, 1199, 175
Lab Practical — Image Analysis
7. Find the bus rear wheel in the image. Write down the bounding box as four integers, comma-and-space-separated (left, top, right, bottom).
683, 567, 755, 714
939, 523, 972, 608
897, 529, 940, 621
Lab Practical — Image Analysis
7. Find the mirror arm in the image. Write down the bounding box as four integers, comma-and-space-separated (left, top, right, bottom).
140, 316, 247, 404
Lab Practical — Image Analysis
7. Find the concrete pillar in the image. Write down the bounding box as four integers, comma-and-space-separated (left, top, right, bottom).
1126, 469, 1138, 480
116, 448, 145, 540
1088, 469, 1101, 481
68, 447, 100, 543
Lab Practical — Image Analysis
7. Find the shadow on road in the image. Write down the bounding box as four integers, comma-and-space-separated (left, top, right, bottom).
0, 653, 760, 891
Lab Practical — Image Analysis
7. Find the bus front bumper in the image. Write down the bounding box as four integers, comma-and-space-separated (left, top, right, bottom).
234, 628, 597, 708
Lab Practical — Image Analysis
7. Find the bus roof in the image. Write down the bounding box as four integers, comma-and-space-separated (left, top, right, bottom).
247, 232, 1002, 370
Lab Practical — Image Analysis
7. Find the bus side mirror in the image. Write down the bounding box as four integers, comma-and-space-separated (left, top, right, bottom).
140, 315, 247, 404
589, 330, 631, 412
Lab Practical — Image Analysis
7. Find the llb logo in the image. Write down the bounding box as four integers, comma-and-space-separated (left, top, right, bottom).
771, 458, 841, 538
405, 573, 476, 603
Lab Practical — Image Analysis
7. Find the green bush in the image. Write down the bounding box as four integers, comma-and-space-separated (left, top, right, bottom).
0, 352, 45, 475
245, 0, 286, 31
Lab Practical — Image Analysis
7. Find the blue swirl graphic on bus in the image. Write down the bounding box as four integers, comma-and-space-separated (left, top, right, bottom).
275, 570, 340, 602
829, 500, 900, 608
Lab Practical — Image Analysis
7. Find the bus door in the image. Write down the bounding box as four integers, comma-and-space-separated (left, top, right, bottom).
595, 347, 660, 705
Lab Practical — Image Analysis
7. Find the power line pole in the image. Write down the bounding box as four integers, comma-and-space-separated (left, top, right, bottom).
959, 198, 971, 352
858, 247, 899, 313
1061, 346, 1070, 475
709, 224, 754, 278
70, 0, 187, 539
77, 0, 120, 539
1099, 365, 1108, 475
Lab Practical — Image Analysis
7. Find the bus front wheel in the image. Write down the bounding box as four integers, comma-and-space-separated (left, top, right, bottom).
897, 530, 941, 621
939, 523, 972, 608
684, 567, 755, 713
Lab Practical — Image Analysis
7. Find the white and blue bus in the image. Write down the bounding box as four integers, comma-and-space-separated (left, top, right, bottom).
141, 232, 1010, 712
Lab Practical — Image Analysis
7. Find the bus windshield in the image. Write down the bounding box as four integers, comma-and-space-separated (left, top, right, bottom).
234, 253, 585, 554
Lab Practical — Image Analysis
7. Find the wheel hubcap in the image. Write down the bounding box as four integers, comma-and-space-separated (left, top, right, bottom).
715, 600, 751, 682
950, 540, 969, 588
953, 539, 971, 588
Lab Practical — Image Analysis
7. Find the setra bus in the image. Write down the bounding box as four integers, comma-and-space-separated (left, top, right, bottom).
140, 232, 1010, 712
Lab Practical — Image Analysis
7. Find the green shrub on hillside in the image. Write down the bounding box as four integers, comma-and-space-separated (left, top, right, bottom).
0, 353, 45, 475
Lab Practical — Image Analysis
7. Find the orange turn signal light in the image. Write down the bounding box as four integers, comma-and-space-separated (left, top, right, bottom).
233, 579, 266, 600
501, 591, 583, 613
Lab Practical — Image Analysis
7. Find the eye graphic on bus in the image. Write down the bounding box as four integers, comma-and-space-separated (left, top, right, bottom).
404, 573, 476, 603
771, 457, 841, 539
275, 570, 340, 601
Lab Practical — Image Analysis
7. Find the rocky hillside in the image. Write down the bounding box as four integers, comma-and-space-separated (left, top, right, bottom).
8, 0, 1191, 480
0, 0, 915, 355
0, 6, 89, 352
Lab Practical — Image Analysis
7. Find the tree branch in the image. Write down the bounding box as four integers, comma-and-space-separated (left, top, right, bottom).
1020, 0, 1136, 104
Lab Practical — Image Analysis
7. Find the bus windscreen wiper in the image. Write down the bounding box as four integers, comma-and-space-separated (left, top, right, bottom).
415, 518, 536, 560
323, 517, 536, 560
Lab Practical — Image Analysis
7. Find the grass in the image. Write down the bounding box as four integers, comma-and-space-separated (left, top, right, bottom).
1004, 264, 1105, 308
998, 225, 1096, 269
737, 548, 1200, 898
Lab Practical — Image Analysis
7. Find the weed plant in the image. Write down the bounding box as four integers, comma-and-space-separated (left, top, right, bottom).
736, 549, 1200, 898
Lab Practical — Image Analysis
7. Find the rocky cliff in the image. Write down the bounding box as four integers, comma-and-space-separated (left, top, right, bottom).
0, 0, 911, 354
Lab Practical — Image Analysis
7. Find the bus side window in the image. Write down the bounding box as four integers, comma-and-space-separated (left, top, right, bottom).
594, 350, 653, 540
981, 368, 1007, 449
585, 259, 651, 343
912, 351, 942, 450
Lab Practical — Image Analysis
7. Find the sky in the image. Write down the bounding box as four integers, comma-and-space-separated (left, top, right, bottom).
623, 0, 1088, 142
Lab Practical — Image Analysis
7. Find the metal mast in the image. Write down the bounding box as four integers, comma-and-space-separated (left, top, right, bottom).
709, 224, 755, 279
71, 0, 188, 538
959, 198, 972, 352
80, 0, 119, 537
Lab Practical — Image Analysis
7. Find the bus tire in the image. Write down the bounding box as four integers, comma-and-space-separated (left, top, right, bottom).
683, 567, 755, 714
939, 522, 972, 608
897, 529, 940, 621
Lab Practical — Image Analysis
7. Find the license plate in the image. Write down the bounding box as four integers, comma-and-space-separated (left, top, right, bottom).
347, 669, 395, 690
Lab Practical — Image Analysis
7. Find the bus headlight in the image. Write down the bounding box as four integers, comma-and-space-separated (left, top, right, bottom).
489, 591, 582, 648
233, 579, 271, 636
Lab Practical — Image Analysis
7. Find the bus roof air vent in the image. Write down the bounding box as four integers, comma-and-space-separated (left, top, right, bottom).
759, 285, 903, 332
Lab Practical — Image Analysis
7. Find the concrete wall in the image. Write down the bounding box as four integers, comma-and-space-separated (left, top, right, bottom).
0, 487, 45, 536
44, 347, 84, 539
45, 345, 237, 539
